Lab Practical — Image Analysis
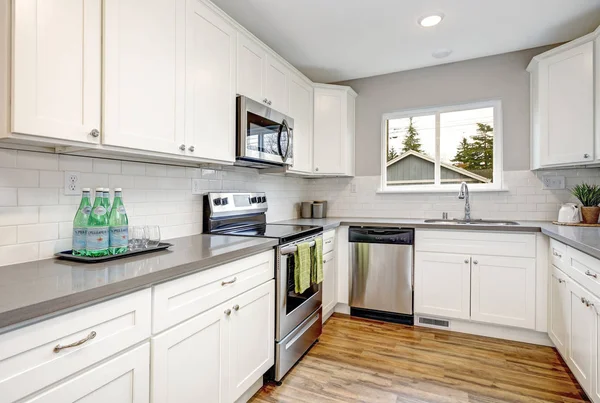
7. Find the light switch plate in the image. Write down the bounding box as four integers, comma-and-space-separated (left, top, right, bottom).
64, 171, 81, 195
542, 175, 565, 190
192, 179, 204, 195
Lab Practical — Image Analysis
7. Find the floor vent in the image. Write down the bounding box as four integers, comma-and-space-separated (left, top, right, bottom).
418, 317, 450, 329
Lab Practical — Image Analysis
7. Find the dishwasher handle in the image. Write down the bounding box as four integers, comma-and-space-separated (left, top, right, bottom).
348, 227, 414, 245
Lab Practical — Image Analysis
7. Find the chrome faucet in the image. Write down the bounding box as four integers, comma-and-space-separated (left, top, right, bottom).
458, 182, 471, 221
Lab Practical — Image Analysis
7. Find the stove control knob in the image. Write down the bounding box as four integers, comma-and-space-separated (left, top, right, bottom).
251, 197, 258, 204
221, 197, 229, 205
261, 196, 267, 203
213, 198, 222, 206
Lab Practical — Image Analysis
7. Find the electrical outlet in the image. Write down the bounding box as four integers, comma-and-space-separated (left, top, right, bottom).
542, 175, 566, 190
350, 183, 357, 193
192, 179, 204, 195
64, 171, 81, 195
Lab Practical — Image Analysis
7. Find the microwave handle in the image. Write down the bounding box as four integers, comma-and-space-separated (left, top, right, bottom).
278, 119, 291, 161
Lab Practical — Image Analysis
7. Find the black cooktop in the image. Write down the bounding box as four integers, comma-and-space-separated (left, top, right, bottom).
215, 224, 322, 244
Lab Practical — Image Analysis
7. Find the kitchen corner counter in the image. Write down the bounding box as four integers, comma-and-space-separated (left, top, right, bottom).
0, 235, 278, 332
277, 217, 600, 261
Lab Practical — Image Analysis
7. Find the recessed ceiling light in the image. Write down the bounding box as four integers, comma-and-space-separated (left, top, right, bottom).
418, 14, 444, 28
432, 49, 452, 59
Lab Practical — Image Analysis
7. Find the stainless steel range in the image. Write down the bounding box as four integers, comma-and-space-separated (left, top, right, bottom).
203, 192, 323, 383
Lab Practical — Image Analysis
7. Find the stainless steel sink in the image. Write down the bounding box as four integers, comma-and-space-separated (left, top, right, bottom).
424, 219, 520, 226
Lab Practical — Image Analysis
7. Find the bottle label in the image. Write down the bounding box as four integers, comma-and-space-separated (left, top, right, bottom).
93, 206, 107, 216
86, 227, 109, 251
116, 205, 127, 215
110, 226, 129, 248
82, 206, 92, 215
72, 228, 87, 251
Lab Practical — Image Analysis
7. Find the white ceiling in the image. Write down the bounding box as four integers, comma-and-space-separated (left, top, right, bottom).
212, 0, 600, 83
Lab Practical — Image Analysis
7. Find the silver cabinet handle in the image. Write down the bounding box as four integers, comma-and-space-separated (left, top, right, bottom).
179, 144, 186, 151
54, 331, 96, 353
464, 259, 469, 264
89, 129, 100, 138
188, 146, 195, 152
473, 260, 479, 265
325, 240, 333, 245
233, 304, 240, 311
224, 309, 232, 316
221, 277, 237, 286
585, 270, 598, 279
584, 154, 590, 158
552, 251, 562, 258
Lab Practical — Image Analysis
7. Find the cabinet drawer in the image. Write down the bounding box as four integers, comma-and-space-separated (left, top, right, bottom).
323, 230, 335, 254
550, 239, 567, 271
566, 246, 600, 297
415, 230, 536, 258
152, 250, 274, 333
0, 289, 151, 403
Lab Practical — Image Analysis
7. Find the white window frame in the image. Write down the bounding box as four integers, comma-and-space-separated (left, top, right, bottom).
379, 100, 504, 193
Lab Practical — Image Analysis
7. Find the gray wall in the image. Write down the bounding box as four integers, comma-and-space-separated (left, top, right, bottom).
338, 45, 556, 176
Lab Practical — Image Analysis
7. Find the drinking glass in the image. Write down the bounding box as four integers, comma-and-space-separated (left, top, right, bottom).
128, 226, 137, 250
130, 226, 145, 250
145, 226, 161, 248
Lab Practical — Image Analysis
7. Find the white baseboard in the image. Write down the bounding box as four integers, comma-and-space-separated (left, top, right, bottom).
236, 376, 263, 403
334, 303, 350, 315
415, 314, 553, 346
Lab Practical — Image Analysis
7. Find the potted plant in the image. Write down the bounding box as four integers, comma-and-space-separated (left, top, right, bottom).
571, 183, 600, 224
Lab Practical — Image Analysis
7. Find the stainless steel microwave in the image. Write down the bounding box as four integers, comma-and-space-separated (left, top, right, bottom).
236, 96, 294, 168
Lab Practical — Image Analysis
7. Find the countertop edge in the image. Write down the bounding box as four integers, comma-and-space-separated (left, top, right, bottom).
540, 228, 600, 260
0, 240, 278, 333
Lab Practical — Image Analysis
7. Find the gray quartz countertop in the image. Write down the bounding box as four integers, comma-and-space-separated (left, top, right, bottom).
0, 234, 278, 332
276, 217, 600, 261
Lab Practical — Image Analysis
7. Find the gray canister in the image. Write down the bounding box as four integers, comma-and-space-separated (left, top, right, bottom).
301, 202, 313, 218
313, 200, 327, 218
312, 203, 324, 219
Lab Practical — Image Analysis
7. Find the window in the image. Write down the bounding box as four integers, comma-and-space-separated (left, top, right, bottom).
382, 101, 502, 192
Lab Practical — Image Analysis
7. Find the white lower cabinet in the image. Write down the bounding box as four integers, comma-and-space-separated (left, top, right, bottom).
25, 343, 150, 403
549, 266, 569, 357
470, 255, 536, 329
593, 292, 600, 403
322, 250, 336, 320
151, 280, 274, 403
414, 252, 471, 320
566, 279, 595, 394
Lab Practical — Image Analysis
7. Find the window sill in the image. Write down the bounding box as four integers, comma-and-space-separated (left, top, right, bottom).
376, 186, 509, 194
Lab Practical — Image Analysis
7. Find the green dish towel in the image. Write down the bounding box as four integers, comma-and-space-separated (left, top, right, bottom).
294, 242, 311, 294
312, 237, 323, 285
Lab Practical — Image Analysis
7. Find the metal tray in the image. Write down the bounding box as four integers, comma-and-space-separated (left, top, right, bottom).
54, 242, 173, 263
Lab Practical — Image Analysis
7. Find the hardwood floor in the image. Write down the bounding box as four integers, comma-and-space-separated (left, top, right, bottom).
251, 314, 589, 403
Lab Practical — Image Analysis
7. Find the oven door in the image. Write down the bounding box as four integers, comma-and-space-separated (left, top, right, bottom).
276, 235, 323, 341
237, 96, 294, 166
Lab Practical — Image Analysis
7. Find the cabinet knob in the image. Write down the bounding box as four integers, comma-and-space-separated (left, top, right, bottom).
584, 154, 590, 159
464, 259, 469, 264
473, 260, 479, 265
233, 304, 240, 311
268, 100, 272, 105
263, 98, 268, 104
315, 167, 319, 172
558, 278, 565, 284
89, 129, 100, 138
188, 146, 195, 152
179, 144, 186, 151
224, 309, 232, 316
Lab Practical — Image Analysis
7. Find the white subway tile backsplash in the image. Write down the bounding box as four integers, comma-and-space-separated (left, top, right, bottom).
17, 151, 58, 170
0, 243, 39, 265
0, 189, 17, 206
93, 159, 122, 174
59, 221, 73, 239
0, 207, 38, 226
18, 188, 59, 206
58, 155, 93, 172
40, 205, 77, 223
108, 174, 135, 189
122, 161, 146, 176
145, 164, 167, 177
39, 238, 72, 259
0, 168, 39, 188
18, 223, 58, 243
0, 149, 17, 168
39, 171, 63, 188
79, 173, 109, 189
167, 166, 187, 178
0, 226, 17, 246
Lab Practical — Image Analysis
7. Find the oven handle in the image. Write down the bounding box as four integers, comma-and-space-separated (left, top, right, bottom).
280, 240, 316, 255
277, 119, 291, 161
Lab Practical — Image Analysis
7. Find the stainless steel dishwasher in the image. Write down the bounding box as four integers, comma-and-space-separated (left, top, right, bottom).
349, 227, 414, 325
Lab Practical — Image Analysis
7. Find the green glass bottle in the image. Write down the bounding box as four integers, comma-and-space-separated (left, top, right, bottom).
109, 188, 129, 255
102, 188, 111, 214
71, 188, 92, 256
86, 188, 109, 257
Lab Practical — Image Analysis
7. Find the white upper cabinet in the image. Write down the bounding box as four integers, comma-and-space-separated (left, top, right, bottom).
103, 0, 186, 155
313, 84, 357, 176
237, 33, 265, 104
184, 0, 236, 163
287, 73, 314, 174
264, 55, 289, 114
11, 0, 101, 143
529, 34, 596, 168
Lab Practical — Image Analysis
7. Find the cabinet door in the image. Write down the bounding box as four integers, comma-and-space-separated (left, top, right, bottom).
264, 55, 289, 114
185, 0, 236, 163
25, 344, 149, 403
228, 280, 275, 402
593, 293, 600, 403
12, 0, 101, 143
470, 255, 536, 329
151, 302, 229, 403
287, 74, 314, 174
313, 88, 345, 175
566, 280, 595, 394
538, 41, 594, 166
322, 251, 336, 320
549, 266, 569, 357
414, 252, 471, 320
104, 0, 186, 155
237, 33, 265, 103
